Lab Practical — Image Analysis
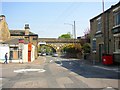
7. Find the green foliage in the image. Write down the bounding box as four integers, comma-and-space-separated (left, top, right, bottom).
38, 45, 56, 54
62, 44, 82, 54
82, 43, 91, 53
58, 32, 72, 39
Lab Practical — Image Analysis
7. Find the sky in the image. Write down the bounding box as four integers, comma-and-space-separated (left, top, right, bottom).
1, 0, 119, 38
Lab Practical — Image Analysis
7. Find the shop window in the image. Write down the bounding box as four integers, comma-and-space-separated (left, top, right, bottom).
115, 37, 120, 52
10, 47, 19, 60
14, 47, 18, 50
18, 50, 22, 59
114, 11, 120, 26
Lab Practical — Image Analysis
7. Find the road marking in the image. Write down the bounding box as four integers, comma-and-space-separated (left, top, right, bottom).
56, 64, 62, 66
56, 59, 59, 61
102, 86, 116, 90
0, 78, 2, 80
44, 58, 46, 63
93, 66, 120, 72
50, 60, 53, 62
0, 84, 2, 89
69, 62, 72, 64
14, 69, 46, 73
106, 86, 113, 88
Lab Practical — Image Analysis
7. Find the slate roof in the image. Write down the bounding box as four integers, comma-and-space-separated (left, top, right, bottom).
3, 38, 29, 45
90, 1, 120, 21
10, 30, 38, 36
3, 38, 20, 45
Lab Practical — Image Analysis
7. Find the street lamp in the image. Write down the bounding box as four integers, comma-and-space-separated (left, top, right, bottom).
64, 21, 76, 39
64, 23, 74, 38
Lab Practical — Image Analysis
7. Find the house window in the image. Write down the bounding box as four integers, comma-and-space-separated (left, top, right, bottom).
114, 11, 120, 26
92, 38, 96, 52
25, 37, 29, 41
97, 17, 102, 32
33, 37, 37, 40
114, 37, 120, 52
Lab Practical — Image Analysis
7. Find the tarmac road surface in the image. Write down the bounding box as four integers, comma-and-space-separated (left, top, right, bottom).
0, 56, 119, 89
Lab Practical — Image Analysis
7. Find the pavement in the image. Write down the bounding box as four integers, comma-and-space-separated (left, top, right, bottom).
60, 57, 120, 72
80, 59, 120, 72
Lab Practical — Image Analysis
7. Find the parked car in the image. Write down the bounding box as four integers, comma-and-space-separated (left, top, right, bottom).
38, 53, 41, 56
41, 53, 46, 56
52, 53, 58, 57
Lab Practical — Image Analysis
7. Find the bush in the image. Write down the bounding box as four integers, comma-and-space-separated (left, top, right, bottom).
82, 43, 91, 53
62, 44, 82, 54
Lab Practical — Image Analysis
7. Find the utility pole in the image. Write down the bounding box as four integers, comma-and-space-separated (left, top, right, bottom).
64, 21, 77, 45
64, 21, 76, 39
64, 23, 74, 39
74, 21, 76, 39
73, 21, 77, 49
102, 0, 107, 54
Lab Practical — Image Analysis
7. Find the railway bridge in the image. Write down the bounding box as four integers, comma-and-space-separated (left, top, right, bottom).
38, 38, 81, 53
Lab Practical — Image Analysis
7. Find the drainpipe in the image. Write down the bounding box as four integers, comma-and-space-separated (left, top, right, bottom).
102, 0, 107, 54
107, 11, 110, 54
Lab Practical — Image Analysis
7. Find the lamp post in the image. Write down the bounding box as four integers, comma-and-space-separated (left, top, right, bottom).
64, 21, 77, 47
64, 21, 76, 39
64, 23, 74, 38
74, 21, 76, 39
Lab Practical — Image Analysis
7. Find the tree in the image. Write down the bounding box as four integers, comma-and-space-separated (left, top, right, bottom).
83, 27, 90, 43
62, 44, 82, 54
58, 32, 72, 39
82, 43, 91, 53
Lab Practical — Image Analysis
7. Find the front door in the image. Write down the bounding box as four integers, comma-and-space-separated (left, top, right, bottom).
28, 51, 31, 62
99, 44, 103, 62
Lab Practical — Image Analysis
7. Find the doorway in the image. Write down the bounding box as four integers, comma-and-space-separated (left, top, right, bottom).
28, 51, 31, 62
99, 44, 103, 62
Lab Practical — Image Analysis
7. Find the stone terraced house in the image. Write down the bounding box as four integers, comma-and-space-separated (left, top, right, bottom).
90, 2, 120, 63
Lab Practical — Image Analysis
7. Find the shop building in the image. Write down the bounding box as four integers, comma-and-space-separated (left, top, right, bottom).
10, 24, 38, 59
0, 15, 38, 63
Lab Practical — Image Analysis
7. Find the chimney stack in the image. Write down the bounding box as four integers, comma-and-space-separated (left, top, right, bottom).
24, 24, 30, 35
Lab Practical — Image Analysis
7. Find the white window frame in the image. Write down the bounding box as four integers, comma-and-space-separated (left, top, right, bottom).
92, 38, 96, 52
114, 36, 120, 53
96, 17, 102, 32
114, 11, 120, 27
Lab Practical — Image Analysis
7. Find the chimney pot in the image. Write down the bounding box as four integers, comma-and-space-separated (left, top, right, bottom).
25, 24, 30, 35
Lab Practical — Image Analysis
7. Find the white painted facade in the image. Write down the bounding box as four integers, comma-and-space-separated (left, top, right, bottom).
0, 43, 35, 63
22, 44, 28, 63
0, 44, 9, 63
31, 45, 35, 62
22, 44, 35, 63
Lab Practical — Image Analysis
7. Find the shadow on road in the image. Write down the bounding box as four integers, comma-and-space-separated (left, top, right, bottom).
55, 60, 120, 79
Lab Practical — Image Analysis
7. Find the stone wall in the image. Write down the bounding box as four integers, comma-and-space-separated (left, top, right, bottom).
90, 2, 120, 62
0, 16, 10, 42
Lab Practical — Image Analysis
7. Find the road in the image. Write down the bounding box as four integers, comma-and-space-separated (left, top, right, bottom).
0, 56, 119, 89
